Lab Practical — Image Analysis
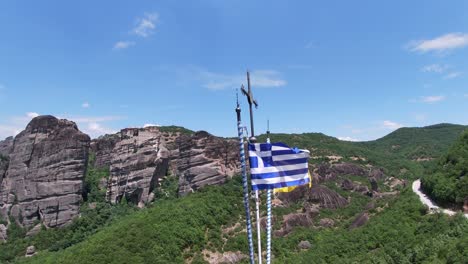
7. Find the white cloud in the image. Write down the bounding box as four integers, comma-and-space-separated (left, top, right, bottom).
113, 41, 135, 50
81, 102, 90, 108
143, 123, 160, 128
133, 13, 159, 38
382, 120, 403, 130
421, 64, 448, 73
420, 95, 446, 103
85, 122, 116, 137
443, 72, 462, 79
408, 33, 468, 53
191, 68, 286, 90
0, 125, 22, 139
338, 136, 359, 142
26, 112, 39, 118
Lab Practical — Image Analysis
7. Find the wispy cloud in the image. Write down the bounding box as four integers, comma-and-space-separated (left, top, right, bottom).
81, 102, 90, 108
133, 13, 159, 38
443, 72, 462, 79
421, 64, 449, 73
408, 33, 468, 53
338, 136, 359, 142
184, 67, 287, 90
86, 122, 116, 136
143, 123, 160, 128
382, 120, 403, 130
26, 112, 39, 118
420, 95, 446, 103
113, 41, 135, 50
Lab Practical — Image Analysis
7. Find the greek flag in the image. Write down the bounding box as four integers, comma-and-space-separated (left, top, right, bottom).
248, 142, 310, 190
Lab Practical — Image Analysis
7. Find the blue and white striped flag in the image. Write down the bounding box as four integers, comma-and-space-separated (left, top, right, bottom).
248, 142, 310, 190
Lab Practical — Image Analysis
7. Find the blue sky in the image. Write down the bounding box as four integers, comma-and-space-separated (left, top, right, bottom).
0, 1, 467, 140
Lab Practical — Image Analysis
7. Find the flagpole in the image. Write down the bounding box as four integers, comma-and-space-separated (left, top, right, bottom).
236, 92, 255, 264
255, 190, 262, 264
266, 122, 272, 264
241, 71, 262, 264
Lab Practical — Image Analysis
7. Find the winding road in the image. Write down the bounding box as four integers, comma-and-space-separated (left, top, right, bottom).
412, 179, 468, 219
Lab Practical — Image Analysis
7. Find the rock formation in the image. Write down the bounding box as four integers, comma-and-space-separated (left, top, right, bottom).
89, 134, 120, 169
278, 185, 348, 209
298, 240, 312, 250
0, 136, 13, 156
105, 127, 173, 206
349, 212, 369, 229
312, 162, 385, 183
174, 131, 238, 195
0, 115, 90, 228
0, 224, 7, 243
102, 128, 239, 205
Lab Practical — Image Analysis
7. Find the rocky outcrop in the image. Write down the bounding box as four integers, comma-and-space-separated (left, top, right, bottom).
106, 127, 173, 206
349, 212, 369, 229
298, 240, 312, 250
0, 115, 90, 228
202, 250, 247, 264
174, 131, 238, 195
90, 134, 120, 169
25, 245, 37, 257
312, 162, 385, 183
319, 218, 335, 227
0, 136, 13, 157
278, 185, 349, 209
0, 224, 7, 243
103, 128, 240, 204
274, 204, 319, 237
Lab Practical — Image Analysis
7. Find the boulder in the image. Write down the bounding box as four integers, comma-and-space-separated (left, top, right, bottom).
0, 224, 7, 243
298, 240, 312, 250
203, 250, 247, 264
0, 115, 90, 228
25, 245, 37, 257
349, 212, 369, 229
319, 218, 335, 227
341, 179, 354, 190
369, 177, 378, 192
26, 223, 43, 237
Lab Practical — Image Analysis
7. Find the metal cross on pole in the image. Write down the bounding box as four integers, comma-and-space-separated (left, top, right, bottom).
241, 71, 258, 142
241, 71, 262, 264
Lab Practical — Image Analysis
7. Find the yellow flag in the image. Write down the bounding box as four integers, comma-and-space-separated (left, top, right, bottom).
274, 171, 312, 193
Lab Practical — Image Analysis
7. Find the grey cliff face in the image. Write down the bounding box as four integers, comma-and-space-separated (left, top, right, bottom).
174, 131, 239, 196
106, 127, 174, 207
90, 134, 120, 169
0, 115, 90, 228
103, 128, 240, 205
0, 136, 13, 157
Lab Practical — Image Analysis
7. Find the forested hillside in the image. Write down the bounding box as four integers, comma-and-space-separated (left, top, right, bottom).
422, 130, 468, 207
1, 123, 467, 263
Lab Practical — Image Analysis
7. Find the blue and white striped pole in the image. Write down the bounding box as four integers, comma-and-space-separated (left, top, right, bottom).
266, 189, 272, 264
266, 132, 272, 264
236, 101, 255, 264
